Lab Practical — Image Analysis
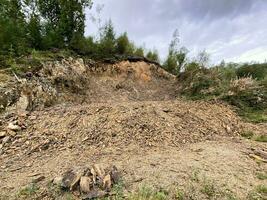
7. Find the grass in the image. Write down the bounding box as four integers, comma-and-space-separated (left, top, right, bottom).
200, 179, 217, 199
240, 131, 254, 139
256, 172, 267, 180
175, 189, 185, 200
247, 185, 267, 200
241, 131, 267, 143
238, 109, 267, 123
190, 169, 200, 183
128, 186, 167, 200
254, 135, 267, 143
17, 183, 39, 198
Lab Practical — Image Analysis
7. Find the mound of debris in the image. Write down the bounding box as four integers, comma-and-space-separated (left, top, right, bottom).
0, 58, 176, 113
0, 100, 247, 160
52, 164, 120, 199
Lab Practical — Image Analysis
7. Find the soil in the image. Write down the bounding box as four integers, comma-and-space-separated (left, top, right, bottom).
0, 60, 266, 199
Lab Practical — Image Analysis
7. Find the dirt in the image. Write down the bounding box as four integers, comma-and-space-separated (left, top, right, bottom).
0, 59, 266, 199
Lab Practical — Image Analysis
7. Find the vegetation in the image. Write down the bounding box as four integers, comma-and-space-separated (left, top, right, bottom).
178, 61, 267, 123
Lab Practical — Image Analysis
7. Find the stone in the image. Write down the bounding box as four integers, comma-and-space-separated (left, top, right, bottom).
16, 94, 29, 111
53, 176, 63, 185
102, 174, 112, 191
7, 122, 21, 131
0, 131, 6, 138
82, 190, 107, 200
2, 136, 10, 144
61, 167, 89, 190
80, 176, 92, 193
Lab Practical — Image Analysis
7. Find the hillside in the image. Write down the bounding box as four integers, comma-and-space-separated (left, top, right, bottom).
0, 59, 266, 200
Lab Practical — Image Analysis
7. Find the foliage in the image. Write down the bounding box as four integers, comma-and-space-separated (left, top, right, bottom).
134, 47, 145, 57
116, 32, 134, 55
178, 61, 267, 123
236, 63, 267, 80
98, 20, 117, 57
146, 50, 160, 63
163, 30, 189, 75
128, 186, 167, 200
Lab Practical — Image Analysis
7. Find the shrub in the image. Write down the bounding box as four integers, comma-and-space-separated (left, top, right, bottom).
236, 63, 267, 80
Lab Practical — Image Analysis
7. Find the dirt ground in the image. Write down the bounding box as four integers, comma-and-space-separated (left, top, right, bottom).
0, 60, 266, 199
0, 100, 267, 200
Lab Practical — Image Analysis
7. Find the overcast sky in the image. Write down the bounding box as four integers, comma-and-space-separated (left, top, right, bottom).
85, 0, 267, 64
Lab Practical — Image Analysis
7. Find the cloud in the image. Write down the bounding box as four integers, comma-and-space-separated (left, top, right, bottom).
85, 0, 267, 63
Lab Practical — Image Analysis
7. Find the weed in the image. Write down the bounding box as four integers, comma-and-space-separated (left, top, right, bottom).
256, 172, 267, 180
128, 186, 167, 200
247, 185, 267, 200
191, 169, 200, 182
17, 183, 39, 198
256, 185, 267, 194
241, 131, 254, 139
175, 189, 185, 200
200, 179, 217, 199
254, 135, 267, 143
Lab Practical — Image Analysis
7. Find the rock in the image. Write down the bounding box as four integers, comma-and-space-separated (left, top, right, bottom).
92, 164, 105, 178
29, 115, 37, 120
61, 167, 89, 190
53, 176, 63, 185
0, 144, 3, 149
7, 122, 21, 131
2, 136, 10, 144
82, 190, 107, 200
102, 174, 112, 191
80, 176, 92, 193
110, 166, 120, 184
0, 131, 6, 138
16, 94, 29, 111
32, 176, 45, 183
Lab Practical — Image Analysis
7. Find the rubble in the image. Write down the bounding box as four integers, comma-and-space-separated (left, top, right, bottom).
53, 164, 120, 199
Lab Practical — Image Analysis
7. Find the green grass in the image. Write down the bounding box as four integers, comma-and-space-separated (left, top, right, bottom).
200, 180, 217, 199
175, 189, 185, 200
241, 131, 254, 139
238, 109, 267, 123
254, 135, 267, 143
240, 131, 267, 143
256, 172, 267, 180
17, 183, 39, 198
190, 169, 200, 183
247, 185, 267, 200
128, 186, 167, 200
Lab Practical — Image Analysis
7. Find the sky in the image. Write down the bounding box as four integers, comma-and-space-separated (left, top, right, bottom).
85, 0, 267, 64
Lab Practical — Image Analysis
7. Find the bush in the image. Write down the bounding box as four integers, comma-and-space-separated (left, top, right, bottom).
236, 63, 267, 80
223, 77, 267, 110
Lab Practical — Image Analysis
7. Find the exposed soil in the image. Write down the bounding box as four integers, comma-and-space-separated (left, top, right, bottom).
0, 60, 266, 199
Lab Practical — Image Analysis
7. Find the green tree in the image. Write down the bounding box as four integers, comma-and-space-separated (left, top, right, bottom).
38, 0, 93, 48
27, 14, 42, 49
116, 32, 133, 55
134, 47, 144, 57
146, 50, 160, 63
0, 0, 27, 55
98, 20, 116, 56
163, 29, 188, 75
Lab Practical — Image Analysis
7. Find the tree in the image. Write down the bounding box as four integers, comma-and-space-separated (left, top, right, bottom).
116, 32, 132, 55
37, 0, 93, 48
146, 50, 159, 63
134, 47, 145, 57
98, 20, 116, 57
197, 50, 210, 68
27, 14, 42, 49
163, 29, 188, 75
0, 0, 27, 55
